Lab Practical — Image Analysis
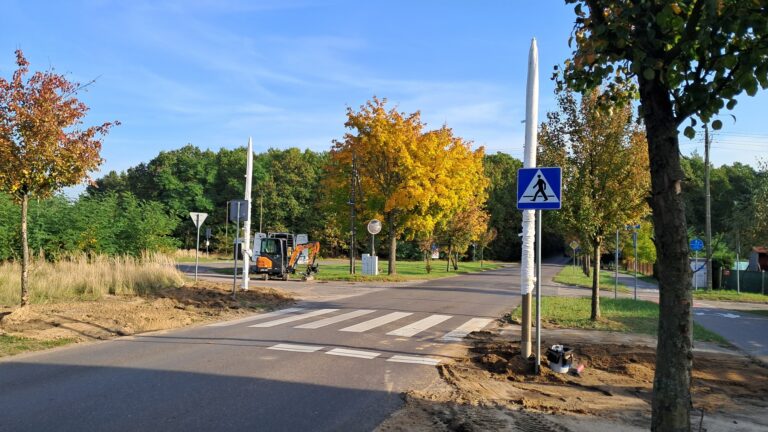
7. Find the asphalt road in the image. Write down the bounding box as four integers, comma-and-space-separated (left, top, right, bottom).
0, 263, 570, 432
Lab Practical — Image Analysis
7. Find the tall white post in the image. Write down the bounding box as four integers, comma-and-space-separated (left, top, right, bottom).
521, 38, 539, 359
242, 137, 254, 291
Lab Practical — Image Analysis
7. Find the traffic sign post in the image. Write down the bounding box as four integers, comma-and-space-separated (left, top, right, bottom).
228, 199, 249, 296
625, 224, 641, 300
690, 238, 704, 291
569, 240, 579, 269
189, 212, 208, 282
517, 167, 562, 374
367, 219, 382, 256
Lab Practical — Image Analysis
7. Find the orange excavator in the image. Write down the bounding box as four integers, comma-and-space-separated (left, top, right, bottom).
253, 238, 320, 281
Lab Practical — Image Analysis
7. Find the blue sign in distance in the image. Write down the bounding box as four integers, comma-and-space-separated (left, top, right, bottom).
690, 238, 704, 252
517, 167, 562, 210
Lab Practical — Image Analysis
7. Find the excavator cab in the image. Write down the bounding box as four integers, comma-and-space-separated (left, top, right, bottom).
254, 238, 288, 280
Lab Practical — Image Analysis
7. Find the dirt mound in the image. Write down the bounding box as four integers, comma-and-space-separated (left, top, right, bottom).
0, 282, 293, 347
378, 332, 768, 432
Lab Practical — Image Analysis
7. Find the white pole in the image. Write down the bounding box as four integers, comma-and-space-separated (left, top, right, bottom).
521, 38, 539, 359
242, 137, 254, 291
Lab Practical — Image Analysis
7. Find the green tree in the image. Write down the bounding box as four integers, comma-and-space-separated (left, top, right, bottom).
540, 88, 650, 320
0, 50, 117, 305
483, 153, 523, 261
561, 1, 768, 429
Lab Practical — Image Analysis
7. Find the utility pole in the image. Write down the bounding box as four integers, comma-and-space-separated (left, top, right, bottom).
349, 152, 357, 274
520, 38, 539, 359
704, 124, 713, 290
259, 195, 263, 234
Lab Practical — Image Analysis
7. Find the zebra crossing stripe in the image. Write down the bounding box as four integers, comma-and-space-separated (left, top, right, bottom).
249, 309, 338, 328
207, 307, 303, 327
339, 312, 413, 333
387, 355, 441, 366
267, 344, 324, 353
294, 309, 377, 329
325, 348, 380, 359
441, 318, 494, 341
386, 314, 452, 337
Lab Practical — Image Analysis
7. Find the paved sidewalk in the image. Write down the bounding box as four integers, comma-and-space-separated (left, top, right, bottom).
547, 264, 768, 365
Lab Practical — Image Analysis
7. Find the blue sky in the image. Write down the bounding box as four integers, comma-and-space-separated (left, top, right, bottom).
1, 0, 767, 183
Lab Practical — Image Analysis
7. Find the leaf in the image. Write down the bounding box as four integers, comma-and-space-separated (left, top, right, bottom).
684, 126, 696, 139
711, 120, 723, 130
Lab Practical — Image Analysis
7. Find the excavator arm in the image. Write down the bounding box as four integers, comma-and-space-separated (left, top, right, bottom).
287, 242, 320, 280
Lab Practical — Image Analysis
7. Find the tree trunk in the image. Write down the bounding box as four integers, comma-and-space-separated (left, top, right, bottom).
386, 214, 397, 275
640, 78, 692, 432
591, 239, 602, 320
446, 242, 451, 272
20, 193, 30, 306
582, 253, 591, 277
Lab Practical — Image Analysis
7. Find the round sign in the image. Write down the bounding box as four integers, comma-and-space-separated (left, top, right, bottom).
690, 238, 704, 252
367, 219, 382, 235
569, 240, 579, 250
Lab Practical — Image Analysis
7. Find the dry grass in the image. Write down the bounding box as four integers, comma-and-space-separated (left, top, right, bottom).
0, 253, 185, 306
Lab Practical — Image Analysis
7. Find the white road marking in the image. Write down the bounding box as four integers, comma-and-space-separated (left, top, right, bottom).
294, 309, 377, 329
441, 318, 494, 341
206, 308, 303, 327
387, 314, 452, 337
249, 309, 338, 327
267, 344, 324, 353
387, 355, 441, 366
325, 348, 381, 359
339, 312, 413, 333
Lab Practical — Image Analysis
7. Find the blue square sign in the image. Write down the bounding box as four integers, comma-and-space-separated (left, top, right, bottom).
517, 167, 562, 210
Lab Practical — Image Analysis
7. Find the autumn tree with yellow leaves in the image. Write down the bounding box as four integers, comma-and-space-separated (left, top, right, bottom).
0, 50, 117, 306
328, 97, 487, 275
539, 88, 650, 320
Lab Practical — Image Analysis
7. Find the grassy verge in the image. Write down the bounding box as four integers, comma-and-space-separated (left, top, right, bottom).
0, 335, 76, 358
316, 260, 504, 281
0, 253, 185, 306
212, 259, 504, 281
743, 310, 768, 318
554, 266, 632, 293
693, 290, 768, 303
509, 297, 727, 344
617, 269, 657, 285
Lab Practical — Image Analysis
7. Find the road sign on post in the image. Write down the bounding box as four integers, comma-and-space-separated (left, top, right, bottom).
189, 212, 208, 282
517, 166, 562, 374
517, 167, 562, 210
229, 200, 249, 223
690, 238, 704, 252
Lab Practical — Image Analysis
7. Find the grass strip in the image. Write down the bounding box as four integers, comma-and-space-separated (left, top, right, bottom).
213, 260, 504, 281
0, 335, 76, 358
554, 266, 632, 293
693, 290, 768, 304
509, 297, 728, 344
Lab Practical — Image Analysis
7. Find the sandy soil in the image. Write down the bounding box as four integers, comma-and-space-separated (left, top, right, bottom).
0, 281, 294, 346
378, 331, 768, 432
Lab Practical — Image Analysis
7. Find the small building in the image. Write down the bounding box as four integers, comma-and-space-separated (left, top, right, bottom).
747, 247, 768, 272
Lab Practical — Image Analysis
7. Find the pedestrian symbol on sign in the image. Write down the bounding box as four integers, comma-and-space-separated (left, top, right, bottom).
532, 175, 549, 201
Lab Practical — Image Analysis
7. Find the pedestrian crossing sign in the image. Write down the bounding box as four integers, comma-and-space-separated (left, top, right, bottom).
517, 167, 562, 210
